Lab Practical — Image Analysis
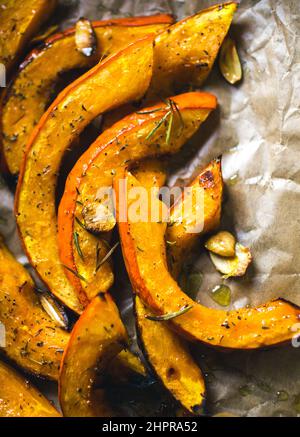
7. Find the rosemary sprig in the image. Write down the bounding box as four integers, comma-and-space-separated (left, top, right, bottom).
144, 97, 184, 145
95, 241, 119, 272
169, 99, 184, 131
62, 264, 88, 283
73, 231, 84, 260
145, 304, 193, 322
145, 111, 171, 141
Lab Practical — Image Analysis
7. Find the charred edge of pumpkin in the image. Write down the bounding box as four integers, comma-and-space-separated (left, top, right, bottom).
171, 157, 222, 211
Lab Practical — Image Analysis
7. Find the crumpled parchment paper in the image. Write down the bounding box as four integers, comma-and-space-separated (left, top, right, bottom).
1, 0, 300, 417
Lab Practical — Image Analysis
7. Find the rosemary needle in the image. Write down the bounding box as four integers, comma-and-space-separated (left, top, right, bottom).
62, 264, 88, 283
73, 231, 84, 260
96, 241, 119, 272
145, 304, 193, 321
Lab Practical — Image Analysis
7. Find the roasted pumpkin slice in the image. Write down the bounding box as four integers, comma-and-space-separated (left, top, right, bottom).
0, 359, 60, 417
130, 162, 205, 415
103, 2, 237, 129
1, 15, 173, 176
0, 0, 57, 73
58, 92, 217, 306
135, 296, 205, 415
15, 37, 154, 314
59, 294, 127, 417
149, 2, 237, 96
0, 235, 69, 380
167, 159, 223, 277
116, 169, 300, 349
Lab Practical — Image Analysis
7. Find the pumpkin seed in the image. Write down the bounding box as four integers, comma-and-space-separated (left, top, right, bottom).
219, 37, 242, 85
39, 292, 68, 329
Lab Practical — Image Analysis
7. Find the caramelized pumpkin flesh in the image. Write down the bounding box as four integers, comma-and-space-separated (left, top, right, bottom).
167, 159, 223, 277
135, 296, 205, 414
103, 2, 237, 129
0, 0, 57, 72
59, 294, 127, 417
0, 360, 60, 417
15, 37, 154, 313
116, 170, 300, 349
129, 162, 206, 414
150, 2, 237, 96
1, 15, 172, 175
58, 92, 217, 306
0, 235, 69, 380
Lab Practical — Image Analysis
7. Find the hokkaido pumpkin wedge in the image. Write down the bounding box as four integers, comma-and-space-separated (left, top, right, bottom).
0, 0, 57, 73
15, 37, 154, 314
132, 164, 205, 415
1, 15, 173, 176
59, 294, 127, 417
135, 296, 205, 415
0, 234, 69, 380
167, 159, 223, 278
58, 92, 217, 307
110, 159, 205, 414
0, 359, 60, 417
115, 169, 300, 349
103, 2, 237, 128
149, 2, 237, 97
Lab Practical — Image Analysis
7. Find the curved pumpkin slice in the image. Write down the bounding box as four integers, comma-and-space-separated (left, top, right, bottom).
0, 235, 69, 380
132, 162, 205, 415
103, 2, 237, 129
0, 0, 57, 73
59, 294, 127, 417
58, 92, 217, 306
1, 15, 173, 176
15, 37, 154, 314
167, 159, 223, 278
150, 2, 237, 96
116, 169, 300, 349
135, 296, 205, 415
0, 359, 60, 417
